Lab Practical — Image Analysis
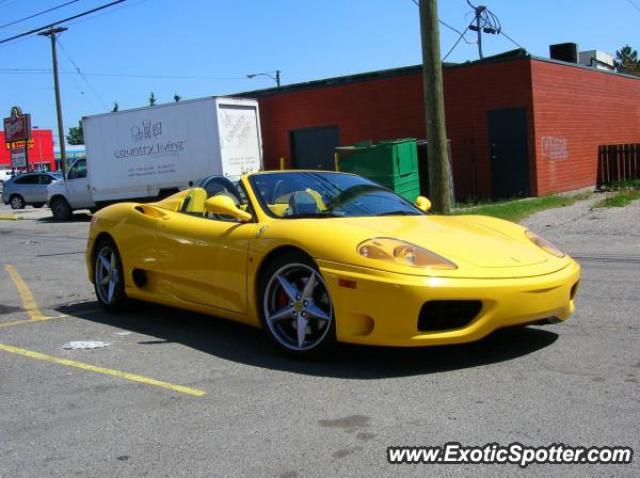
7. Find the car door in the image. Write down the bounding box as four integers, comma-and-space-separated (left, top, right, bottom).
65, 159, 93, 208
155, 205, 258, 314
14, 174, 39, 202
35, 174, 55, 203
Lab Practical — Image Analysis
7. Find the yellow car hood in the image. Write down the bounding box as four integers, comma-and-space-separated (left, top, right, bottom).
265, 214, 570, 279
345, 215, 545, 268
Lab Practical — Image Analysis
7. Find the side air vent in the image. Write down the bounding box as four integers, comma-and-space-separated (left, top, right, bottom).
132, 269, 148, 288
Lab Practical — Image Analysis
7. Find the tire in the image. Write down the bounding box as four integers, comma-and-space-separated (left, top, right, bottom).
32, 202, 45, 208
258, 251, 336, 357
50, 197, 72, 221
93, 237, 128, 312
10, 195, 25, 209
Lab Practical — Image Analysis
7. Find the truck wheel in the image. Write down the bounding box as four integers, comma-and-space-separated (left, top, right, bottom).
10, 195, 25, 209
51, 197, 72, 221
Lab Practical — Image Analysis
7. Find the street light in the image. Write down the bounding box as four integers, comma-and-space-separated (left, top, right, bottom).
246, 70, 281, 88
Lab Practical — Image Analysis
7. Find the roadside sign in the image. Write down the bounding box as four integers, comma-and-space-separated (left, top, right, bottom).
5, 139, 34, 150
3, 106, 31, 143
11, 147, 26, 168
4, 106, 31, 170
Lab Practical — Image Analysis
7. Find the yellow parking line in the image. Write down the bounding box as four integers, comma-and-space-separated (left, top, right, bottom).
0, 343, 206, 397
4, 264, 47, 321
0, 316, 66, 330
0, 213, 20, 220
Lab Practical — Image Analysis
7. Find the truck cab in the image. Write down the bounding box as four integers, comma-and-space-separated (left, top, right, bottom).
47, 158, 96, 220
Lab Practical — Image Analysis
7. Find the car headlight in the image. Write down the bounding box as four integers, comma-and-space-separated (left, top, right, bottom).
525, 230, 565, 258
357, 238, 457, 270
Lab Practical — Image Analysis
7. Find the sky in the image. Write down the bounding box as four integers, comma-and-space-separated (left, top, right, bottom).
0, 0, 638, 149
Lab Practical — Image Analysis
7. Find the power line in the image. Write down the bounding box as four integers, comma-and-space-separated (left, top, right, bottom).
0, 0, 127, 46
499, 30, 524, 50
0, 68, 263, 81
0, 1, 80, 30
65, 0, 149, 28
624, 0, 640, 12
57, 39, 109, 109
410, 0, 475, 44
442, 24, 471, 61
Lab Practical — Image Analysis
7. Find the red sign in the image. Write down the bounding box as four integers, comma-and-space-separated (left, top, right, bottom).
3, 106, 31, 144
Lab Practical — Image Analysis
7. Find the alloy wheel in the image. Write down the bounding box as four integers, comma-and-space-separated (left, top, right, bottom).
10, 196, 24, 209
263, 263, 333, 351
95, 245, 120, 305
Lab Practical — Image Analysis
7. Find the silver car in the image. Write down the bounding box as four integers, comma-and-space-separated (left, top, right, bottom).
1, 172, 62, 209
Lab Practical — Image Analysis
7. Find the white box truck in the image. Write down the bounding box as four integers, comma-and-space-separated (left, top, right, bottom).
47, 96, 262, 220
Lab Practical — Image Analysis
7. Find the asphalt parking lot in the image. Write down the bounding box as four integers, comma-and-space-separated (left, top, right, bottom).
1, 199, 639, 477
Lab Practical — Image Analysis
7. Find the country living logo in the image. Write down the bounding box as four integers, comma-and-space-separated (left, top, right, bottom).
114, 119, 186, 159
131, 120, 163, 142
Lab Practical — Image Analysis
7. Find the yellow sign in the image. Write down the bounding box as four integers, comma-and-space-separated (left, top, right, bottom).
5, 139, 34, 150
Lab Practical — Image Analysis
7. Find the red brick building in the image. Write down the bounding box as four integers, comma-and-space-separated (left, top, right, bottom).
241, 49, 640, 199
0, 129, 56, 172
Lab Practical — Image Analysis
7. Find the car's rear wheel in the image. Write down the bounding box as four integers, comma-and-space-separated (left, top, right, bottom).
94, 238, 127, 312
259, 252, 336, 357
51, 197, 72, 221
10, 195, 25, 209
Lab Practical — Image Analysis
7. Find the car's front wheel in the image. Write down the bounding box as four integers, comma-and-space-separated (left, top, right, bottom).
93, 238, 127, 312
10, 195, 25, 209
259, 252, 336, 357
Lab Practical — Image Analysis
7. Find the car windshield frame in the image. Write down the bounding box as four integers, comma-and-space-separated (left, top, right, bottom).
248, 171, 424, 220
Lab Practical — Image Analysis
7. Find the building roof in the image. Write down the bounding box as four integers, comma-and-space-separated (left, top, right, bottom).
236, 48, 638, 98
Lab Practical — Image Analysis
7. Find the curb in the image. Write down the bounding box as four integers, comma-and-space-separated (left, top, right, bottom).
0, 214, 21, 220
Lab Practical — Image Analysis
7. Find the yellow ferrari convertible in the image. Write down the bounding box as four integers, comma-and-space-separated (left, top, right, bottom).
86, 171, 580, 356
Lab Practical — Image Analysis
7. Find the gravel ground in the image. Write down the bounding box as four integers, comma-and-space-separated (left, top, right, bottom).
522, 193, 640, 257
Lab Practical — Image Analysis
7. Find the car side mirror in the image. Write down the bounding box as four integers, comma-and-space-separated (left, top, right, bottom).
204, 195, 252, 222
415, 196, 431, 212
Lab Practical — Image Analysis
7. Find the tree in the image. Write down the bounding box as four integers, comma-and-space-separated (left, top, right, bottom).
66, 120, 84, 145
174, 93, 182, 102
112, 102, 119, 112
614, 45, 640, 76
149, 92, 157, 106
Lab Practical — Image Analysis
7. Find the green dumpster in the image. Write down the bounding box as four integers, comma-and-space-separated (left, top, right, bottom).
336, 139, 421, 202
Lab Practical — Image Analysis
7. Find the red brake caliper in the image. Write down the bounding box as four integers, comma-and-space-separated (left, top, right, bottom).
277, 289, 288, 309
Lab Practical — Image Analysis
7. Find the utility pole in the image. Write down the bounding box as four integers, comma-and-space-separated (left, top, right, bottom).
38, 27, 67, 173
275, 70, 281, 88
418, 0, 451, 214
475, 7, 483, 58
470, 4, 486, 59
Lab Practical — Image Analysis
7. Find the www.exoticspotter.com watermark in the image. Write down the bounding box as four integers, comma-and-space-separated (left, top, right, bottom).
387, 442, 633, 468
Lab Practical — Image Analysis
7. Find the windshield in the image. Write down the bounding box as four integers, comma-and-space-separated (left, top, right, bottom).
249, 172, 422, 219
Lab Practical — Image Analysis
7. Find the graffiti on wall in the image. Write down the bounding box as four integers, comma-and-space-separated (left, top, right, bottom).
541, 136, 568, 160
